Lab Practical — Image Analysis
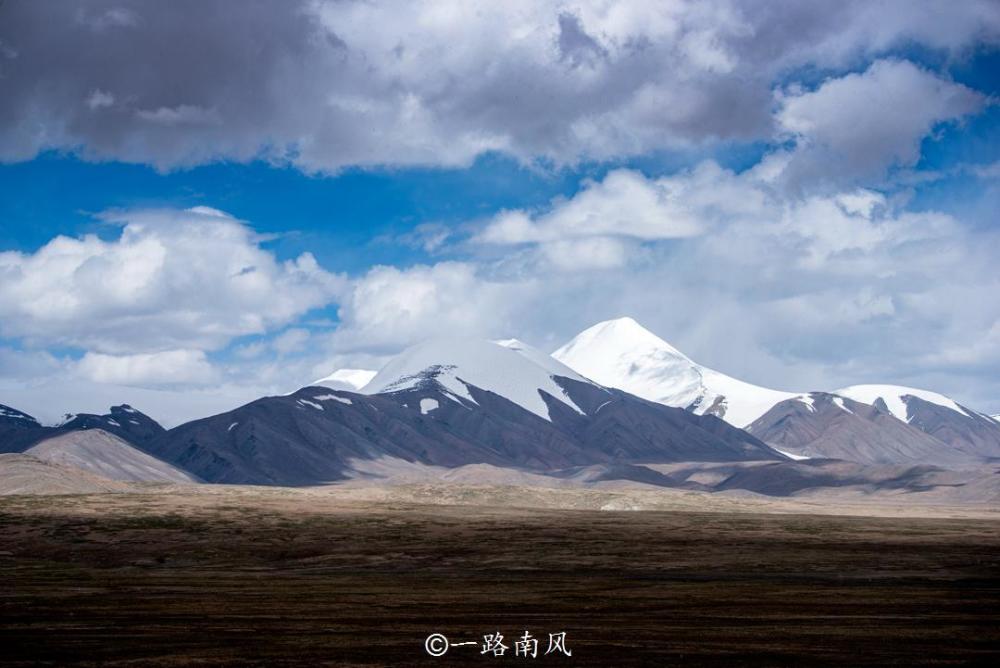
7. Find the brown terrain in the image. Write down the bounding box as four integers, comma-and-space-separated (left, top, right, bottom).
2, 484, 999, 666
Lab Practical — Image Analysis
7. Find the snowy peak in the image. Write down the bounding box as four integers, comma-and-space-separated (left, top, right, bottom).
361, 338, 594, 420
313, 368, 377, 391
553, 317, 795, 427
557, 317, 691, 360
835, 385, 972, 423
493, 337, 589, 380
553, 317, 703, 407
747, 385, 1000, 464
747, 391, 983, 467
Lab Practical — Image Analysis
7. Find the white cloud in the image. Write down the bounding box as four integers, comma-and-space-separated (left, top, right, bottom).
0, 4, 998, 415
331, 262, 531, 351
480, 168, 707, 244
0, 207, 346, 353
776, 59, 986, 188
85, 89, 115, 110
136, 104, 221, 126
457, 146, 998, 408
2, 1, 997, 171
79, 7, 138, 32
272, 328, 311, 356
540, 237, 632, 271
3, 161, 999, 414
76, 349, 218, 386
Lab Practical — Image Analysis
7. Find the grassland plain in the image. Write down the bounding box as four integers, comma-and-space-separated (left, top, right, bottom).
2, 488, 999, 666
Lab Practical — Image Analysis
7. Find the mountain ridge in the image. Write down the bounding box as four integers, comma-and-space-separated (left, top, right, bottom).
4, 319, 998, 486
136, 338, 783, 485
548, 318, 1000, 463
552, 317, 797, 427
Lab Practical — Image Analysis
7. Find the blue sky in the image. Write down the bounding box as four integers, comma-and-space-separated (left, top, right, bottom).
1, 1, 998, 424
0, 143, 780, 273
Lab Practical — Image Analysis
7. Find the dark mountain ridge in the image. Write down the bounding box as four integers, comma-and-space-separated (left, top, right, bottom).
0, 403, 164, 453
139, 375, 783, 486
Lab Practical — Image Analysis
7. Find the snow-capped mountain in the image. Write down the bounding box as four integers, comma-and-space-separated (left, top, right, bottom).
361, 338, 593, 420
142, 336, 781, 485
313, 368, 377, 391
7, 320, 997, 486
747, 392, 984, 468
836, 385, 974, 423
834, 385, 1000, 460
553, 318, 1000, 465
553, 317, 797, 427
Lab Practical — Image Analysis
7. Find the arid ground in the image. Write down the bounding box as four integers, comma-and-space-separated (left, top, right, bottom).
2, 485, 999, 666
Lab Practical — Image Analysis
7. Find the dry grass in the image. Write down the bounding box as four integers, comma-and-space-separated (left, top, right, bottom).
1, 487, 999, 665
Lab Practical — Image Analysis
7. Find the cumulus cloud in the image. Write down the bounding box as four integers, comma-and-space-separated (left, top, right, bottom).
76, 349, 218, 386
1, 0, 997, 171
776, 59, 988, 189
3, 164, 998, 412
362, 158, 1000, 409
1, 1, 999, 415
0, 207, 346, 353
330, 262, 532, 351
480, 168, 708, 245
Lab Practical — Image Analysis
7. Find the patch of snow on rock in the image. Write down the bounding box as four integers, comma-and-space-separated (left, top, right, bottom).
314, 394, 352, 405
831, 396, 854, 414
796, 394, 816, 412
772, 447, 811, 461
836, 384, 971, 422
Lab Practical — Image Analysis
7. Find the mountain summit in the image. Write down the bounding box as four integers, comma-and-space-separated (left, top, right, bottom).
361, 338, 593, 420
553, 317, 796, 427
553, 318, 1000, 461
138, 335, 781, 485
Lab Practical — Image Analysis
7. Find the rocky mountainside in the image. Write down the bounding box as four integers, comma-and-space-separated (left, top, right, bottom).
835, 385, 1000, 461
57, 404, 165, 445
5, 319, 998, 487
26, 429, 197, 483
1, 403, 165, 454
746, 392, 985, 468
141, 339, 782, 485
0, 403, 46, 453
552, 319, 1000, 466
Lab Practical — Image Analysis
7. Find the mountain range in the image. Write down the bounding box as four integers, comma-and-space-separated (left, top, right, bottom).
0, 403, 164, 454
2, 317, 998, 494
135, 338, 781, 485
